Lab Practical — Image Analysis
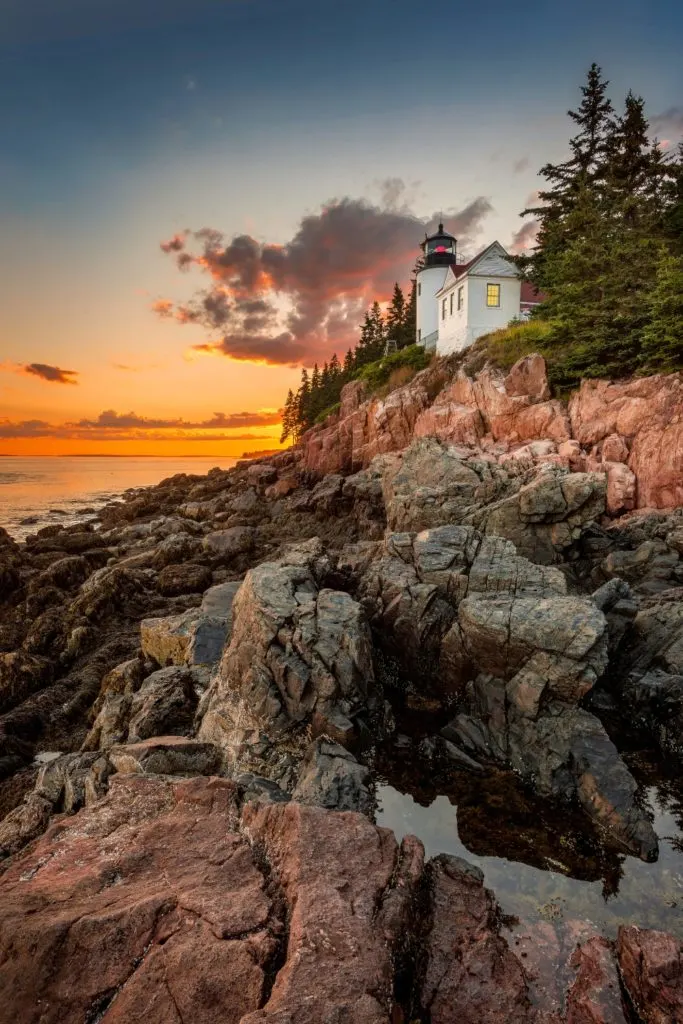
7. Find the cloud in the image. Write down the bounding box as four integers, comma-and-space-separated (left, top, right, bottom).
155, 191, 494, 367
509, 220, 539, 254
0, 408, 281, 441
650, 108, 683, 140
513, 157, 530, 174
1, 362, 80, 385
111, 361, 161, 372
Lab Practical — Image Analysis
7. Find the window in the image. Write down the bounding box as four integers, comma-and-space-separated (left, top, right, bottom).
417, 282, 421, 296
457, 286, 464, 311
418, 328, 421, 342
486, 283, 501, 308
442, 298, 447, 320
449, 292, 454, 315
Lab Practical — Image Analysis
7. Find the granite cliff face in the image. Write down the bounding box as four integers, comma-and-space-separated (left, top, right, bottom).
301, 356, 683, 516
1, 356, 683, 1022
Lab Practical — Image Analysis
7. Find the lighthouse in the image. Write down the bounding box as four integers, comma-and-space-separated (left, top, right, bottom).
415, 222, 457, 350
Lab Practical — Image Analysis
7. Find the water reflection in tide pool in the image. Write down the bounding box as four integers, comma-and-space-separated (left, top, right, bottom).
376, 770, 683, 939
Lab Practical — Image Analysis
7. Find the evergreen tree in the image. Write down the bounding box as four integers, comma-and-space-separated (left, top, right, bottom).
641, 250, 683, 372
280, 388, 296, 444
294, 368, 311, 438
343, 348, 355, 376
368, 301, 387, 360
516, 63, 615, 290
662, 142, 683, 253
405, 277, 417, 347
385, 283, 407, 348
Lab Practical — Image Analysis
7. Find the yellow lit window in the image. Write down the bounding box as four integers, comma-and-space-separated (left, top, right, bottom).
486, 283, 501, 307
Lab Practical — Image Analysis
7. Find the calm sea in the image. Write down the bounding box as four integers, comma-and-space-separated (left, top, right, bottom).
0, 456, 237, 541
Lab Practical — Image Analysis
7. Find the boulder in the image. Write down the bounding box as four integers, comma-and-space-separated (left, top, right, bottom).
202, 526, 255, 561
127, 666, 197, 743
291, 738, 374, 814
617, 925, 683, 1023
566, 936, 628, 1024
420, 855, 531, 1023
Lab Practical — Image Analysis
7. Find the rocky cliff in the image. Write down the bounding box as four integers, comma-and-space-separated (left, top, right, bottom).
1, 356, 683, 1022
301, 354, 683, 515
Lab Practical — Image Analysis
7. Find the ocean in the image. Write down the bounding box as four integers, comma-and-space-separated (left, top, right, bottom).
0, 456, 237, 541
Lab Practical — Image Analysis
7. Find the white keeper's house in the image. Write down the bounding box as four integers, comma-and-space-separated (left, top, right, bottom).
415, 223, 543, 355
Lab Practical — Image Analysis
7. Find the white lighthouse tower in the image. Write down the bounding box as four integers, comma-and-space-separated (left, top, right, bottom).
415, 222, 457, 351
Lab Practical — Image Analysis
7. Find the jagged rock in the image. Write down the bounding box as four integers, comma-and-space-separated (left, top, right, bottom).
617, 925, 683, 1023
0, 652, 52, 714
81, 657, 148, 751
241, 799, 425, 1023
33, 751, 112, 812
109, 736, 221, 776
70, 566, 149, 621
0, 775, 276, 1023
156, 562, 212, 596
141, 606, 231, 672
33, 555, 90, 591
420, 855, 531, 1023
127, 666, 197, 743
291, 738, 374, 814
596, 540, 679, 594
234, 773, 291, 806
0, 793, 52, 858
569, 372, 683, 509
198, 539, 382, 789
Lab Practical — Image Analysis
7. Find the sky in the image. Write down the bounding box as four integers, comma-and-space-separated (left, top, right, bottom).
1, 0, 682, 456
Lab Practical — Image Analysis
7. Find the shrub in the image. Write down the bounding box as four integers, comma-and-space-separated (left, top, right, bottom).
474, 320, 554, 371
356, 344, 431, 393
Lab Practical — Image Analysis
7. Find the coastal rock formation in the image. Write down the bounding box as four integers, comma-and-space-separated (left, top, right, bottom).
2, 357, 683, 1020
198, 538, 384, 790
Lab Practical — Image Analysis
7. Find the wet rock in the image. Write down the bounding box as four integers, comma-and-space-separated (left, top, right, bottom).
156, 561, 212, 596
109, 736, 221, 776
291, 737, 374, 814
420, 854, 531, 1023
617, 925, 683, 1023
127, 666, 198, 743
566, 936, 627, 1023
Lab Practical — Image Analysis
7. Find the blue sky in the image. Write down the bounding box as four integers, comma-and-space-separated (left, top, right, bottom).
0, 0, 681, 452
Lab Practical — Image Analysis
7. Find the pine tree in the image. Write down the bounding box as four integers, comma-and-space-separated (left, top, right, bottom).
516, 63, 615, 290
385, 283, 407, 348
662, 142, 683, 253
641, 249, 683, 372
368, 301, 386, 360
294, 368, 311, 439
280, 388, 296, 444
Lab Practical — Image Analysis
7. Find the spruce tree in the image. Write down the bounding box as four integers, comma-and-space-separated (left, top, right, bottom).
516, 63, 615, 290
405, 277, 417, 347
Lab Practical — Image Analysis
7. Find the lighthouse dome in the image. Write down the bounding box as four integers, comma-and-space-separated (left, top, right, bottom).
420, 222, 457, 267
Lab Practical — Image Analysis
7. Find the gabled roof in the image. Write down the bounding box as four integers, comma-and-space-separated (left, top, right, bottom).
435, 241, 513, 295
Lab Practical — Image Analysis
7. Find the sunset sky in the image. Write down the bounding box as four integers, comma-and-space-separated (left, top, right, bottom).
1, 0, 682, 456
